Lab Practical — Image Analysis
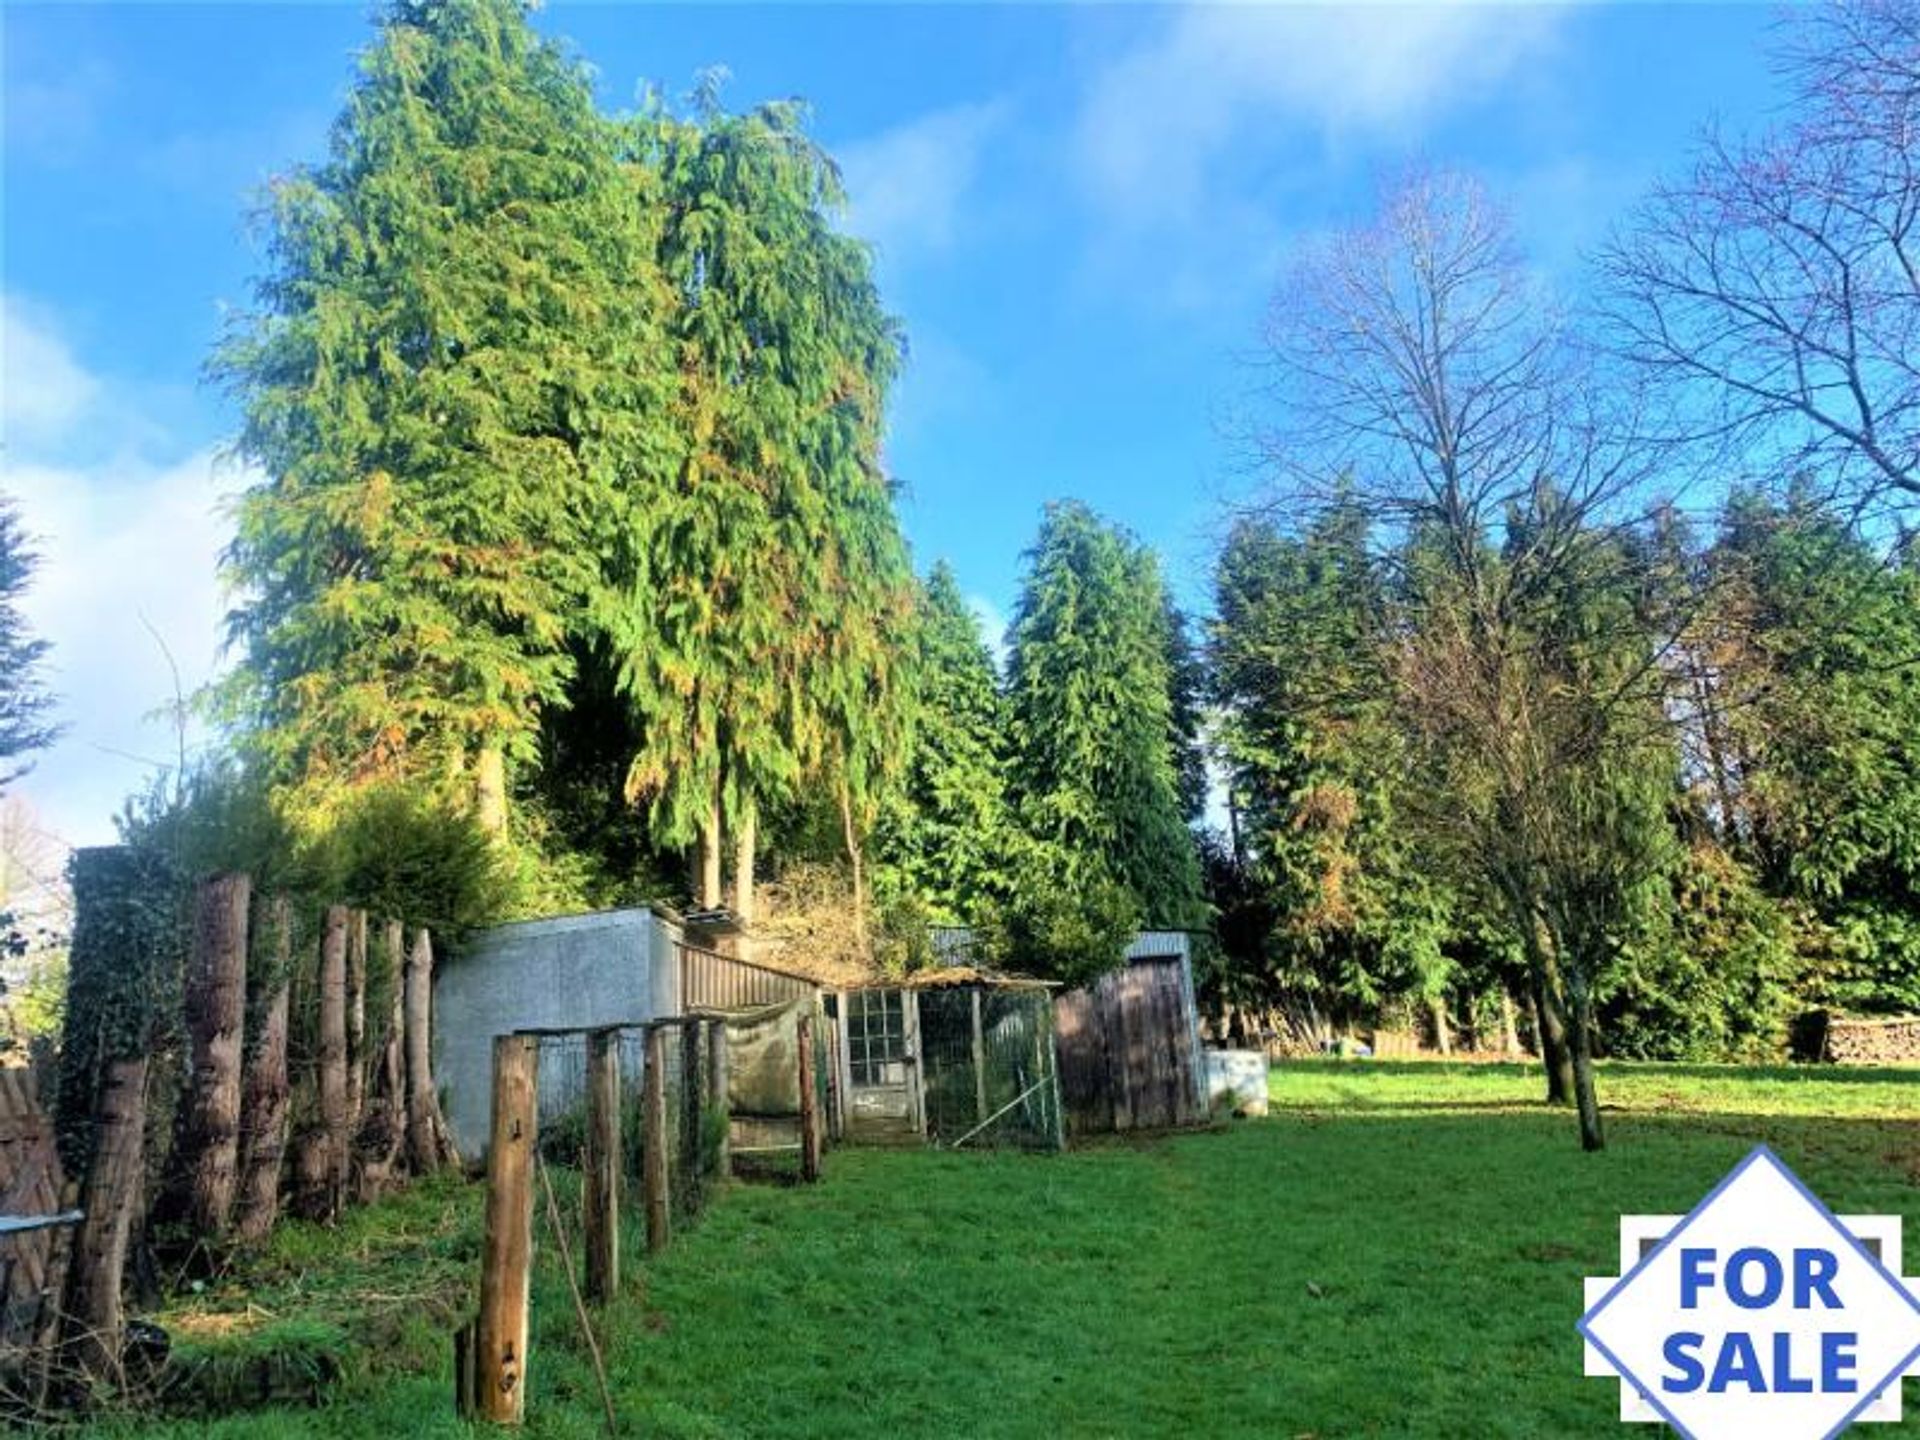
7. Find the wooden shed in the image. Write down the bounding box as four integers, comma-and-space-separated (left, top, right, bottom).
931, 929, 1209, 1136
1051, 934, 1208, 1132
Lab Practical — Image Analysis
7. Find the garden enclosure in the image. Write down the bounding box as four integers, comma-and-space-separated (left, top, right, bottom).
457, 1004, 825, 1425
829, 979, 1066, 1150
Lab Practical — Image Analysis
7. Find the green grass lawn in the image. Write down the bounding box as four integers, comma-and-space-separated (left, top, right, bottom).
94, 1059, 1920, 1438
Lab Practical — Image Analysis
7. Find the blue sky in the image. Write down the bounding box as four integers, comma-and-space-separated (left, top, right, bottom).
2, 1, 1786, 849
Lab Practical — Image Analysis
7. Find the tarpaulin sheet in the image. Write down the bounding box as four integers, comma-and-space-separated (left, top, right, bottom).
713, 998, 809, 1117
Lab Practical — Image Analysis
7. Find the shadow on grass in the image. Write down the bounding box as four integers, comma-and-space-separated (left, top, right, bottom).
1276, 1056, 1920, 1085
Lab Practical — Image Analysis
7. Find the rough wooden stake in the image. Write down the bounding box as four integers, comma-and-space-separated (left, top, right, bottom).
454, 1318, 475, 1417
582, 1028, 619, 1303
178, 871, 251, 1239
354, 918, 408, 1203
405, 926, 459, 1173
317, 905, 351, 1215
798, 1014, 821, 1184
681, 1020, 704, 1214
345, 909, 368, 1141
63, 1056, 148, 1383
31, 1179, 81, 1410
642, 1025, 670, 1254
236, 895, 292, 1243
473, 1034, 536, 1425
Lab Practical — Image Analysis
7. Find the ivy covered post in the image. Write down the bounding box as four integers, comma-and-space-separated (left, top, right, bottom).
55, 845, 181, 1383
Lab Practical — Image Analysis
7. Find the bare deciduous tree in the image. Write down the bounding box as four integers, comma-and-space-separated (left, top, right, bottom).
1253, 169, 1674, 1150
1602, 1, 1920, 521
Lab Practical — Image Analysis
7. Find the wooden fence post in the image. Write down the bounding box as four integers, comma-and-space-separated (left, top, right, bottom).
470, 1034, 537, 1425
345, 910, 368, 1144
970, 989, 989, 1127
798, 1014, 821, 1184
317, 904, 351, 1214
63, 1056, 149, 1383
582, 1028, 619, 1303
642, 1025, 669, 1254
178, 871, 251, 1239
30, 1179, 81, 1409
405, 927, 459, 1173
237, 895, 293, 1243
705, 1020, 729, 1179
354, 918, 407, 1202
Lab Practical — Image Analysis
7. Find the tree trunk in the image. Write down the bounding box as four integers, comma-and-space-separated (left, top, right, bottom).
63, 1056, 148, 1383
839, 781, 870, 960
236, 895, 292, 1244
695, 790, 723, 909
1500, 989, 1521, 1057
475, 743, 508, 838
176, 872, 251, 1241
1531, 974, 1574, 1106
1521, 915, 1575, 1105
1428, 995, 1453, 1056
317, 904, 350, 1215
404, 926, 459, 1173
732, 801, 757, 926
1566, 978, 1606, 1152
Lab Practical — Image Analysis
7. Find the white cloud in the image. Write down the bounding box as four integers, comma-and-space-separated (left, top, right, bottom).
840, 100, 1010, 264
2, 296, 101, 447
0, 296, 241, 847
1076, 4, 1568, 226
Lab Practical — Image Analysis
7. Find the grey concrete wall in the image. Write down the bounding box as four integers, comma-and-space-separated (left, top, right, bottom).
433, 907, 679, 1160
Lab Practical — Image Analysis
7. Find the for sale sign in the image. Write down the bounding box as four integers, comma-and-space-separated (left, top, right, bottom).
1581, 1146, 1920, 1439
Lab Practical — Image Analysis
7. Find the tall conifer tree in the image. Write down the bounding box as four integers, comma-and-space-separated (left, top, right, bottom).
217, 0, 669, 833
0, 497, 58, 792
874, 563, 1010, 922
608, 90, 913, 911
1004, 501, 1203, 931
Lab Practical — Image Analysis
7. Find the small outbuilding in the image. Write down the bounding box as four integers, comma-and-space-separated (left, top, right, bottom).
930, 928, 1209, 1136
826, 970, 1065, 1150
435, 906, 1209, 1159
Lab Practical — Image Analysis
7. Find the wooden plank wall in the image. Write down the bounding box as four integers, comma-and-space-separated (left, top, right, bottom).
0, 1069, 73, 1347
1052, 957, 1202, 1135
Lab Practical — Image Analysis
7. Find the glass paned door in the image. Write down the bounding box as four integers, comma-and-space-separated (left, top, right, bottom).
846, 989, 919, 1131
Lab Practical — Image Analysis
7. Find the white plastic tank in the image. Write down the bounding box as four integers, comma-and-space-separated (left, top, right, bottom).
1205, 1048, 1270, 1117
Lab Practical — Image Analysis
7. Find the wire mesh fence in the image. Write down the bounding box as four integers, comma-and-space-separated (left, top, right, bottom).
915, 986, 1064, 1150
530, 1019, 728, 1242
